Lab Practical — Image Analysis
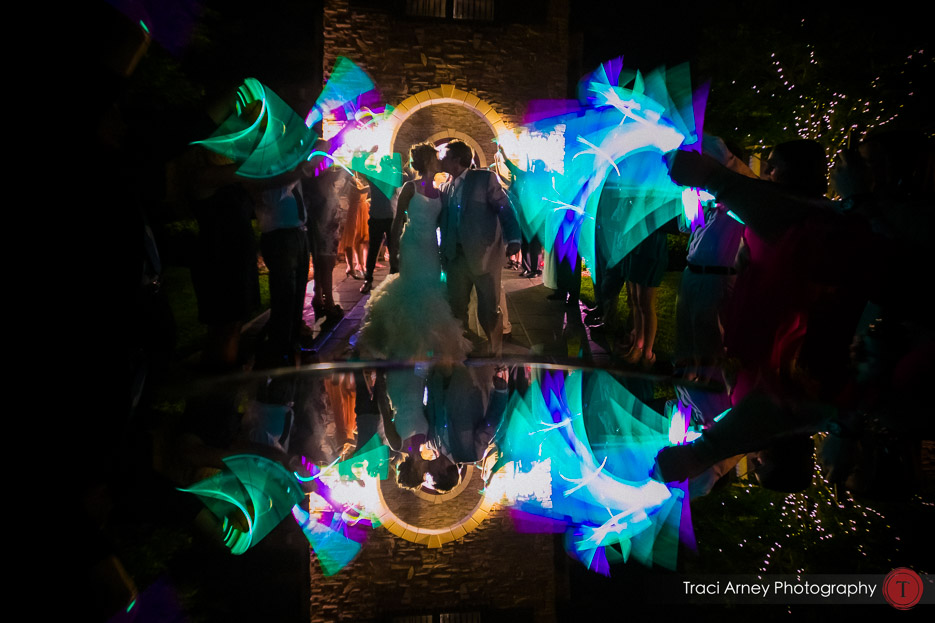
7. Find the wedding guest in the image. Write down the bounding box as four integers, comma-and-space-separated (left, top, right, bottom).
187, 146, 259, 372
546, 208, 583, 308
674, 137, 751, 383
304, 166, 344, 323
585, 172, 627, 328
656, 140, 883, 487
360, 155, 401, 294
338, 171, 366, 279
497, 146, 544, 278
620, 222, 671, 369
254, 162, 316, 365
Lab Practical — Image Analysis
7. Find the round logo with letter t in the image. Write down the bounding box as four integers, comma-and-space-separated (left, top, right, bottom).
883, 568, 923, 610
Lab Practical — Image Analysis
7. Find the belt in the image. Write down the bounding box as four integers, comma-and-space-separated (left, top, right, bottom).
687, 263, 736, 275
261, 225, 307, 236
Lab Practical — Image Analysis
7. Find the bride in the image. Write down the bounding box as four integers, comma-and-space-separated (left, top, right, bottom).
356, 142, 471, 365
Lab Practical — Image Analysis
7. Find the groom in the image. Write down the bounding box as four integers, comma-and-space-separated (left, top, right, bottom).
439, 140, 521, 356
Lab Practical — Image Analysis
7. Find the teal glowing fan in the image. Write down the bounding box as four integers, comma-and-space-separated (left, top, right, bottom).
180, 454, 303, 554
193, 78, 318, 179
305, 56, 376, 127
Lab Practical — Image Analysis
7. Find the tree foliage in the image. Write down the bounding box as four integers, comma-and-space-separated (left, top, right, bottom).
695, 10, 934, 158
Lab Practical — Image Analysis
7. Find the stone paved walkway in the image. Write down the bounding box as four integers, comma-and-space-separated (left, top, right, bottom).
282, 256, 612, 363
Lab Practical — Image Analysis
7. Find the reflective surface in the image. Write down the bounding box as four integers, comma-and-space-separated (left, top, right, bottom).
100, 358, 933, 622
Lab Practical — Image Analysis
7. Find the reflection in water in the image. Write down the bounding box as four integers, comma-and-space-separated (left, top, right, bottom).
178, 363, 690, 578
179, 454, 303, 555
109, 355, 930, 623
497, 369, 682, 572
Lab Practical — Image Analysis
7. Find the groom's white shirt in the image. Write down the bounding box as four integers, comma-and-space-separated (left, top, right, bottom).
448, 168, 469, 200
446, 168, 470, 230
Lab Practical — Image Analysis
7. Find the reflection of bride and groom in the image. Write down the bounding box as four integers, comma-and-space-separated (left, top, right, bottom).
387, 364, 508, 493
355, 139, 520, 492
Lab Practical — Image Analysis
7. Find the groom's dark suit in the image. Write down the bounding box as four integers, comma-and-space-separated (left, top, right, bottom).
426, 364, 508, 464
440, 169, 521, 355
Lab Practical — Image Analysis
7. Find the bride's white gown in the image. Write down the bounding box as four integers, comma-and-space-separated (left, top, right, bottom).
357, 190, 471, 364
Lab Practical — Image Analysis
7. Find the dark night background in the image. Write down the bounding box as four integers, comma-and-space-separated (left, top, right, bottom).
74, 2, 933, 621
91, 1, 934, 165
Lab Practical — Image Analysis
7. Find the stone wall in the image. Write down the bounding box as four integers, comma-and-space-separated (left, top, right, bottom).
323, 0, 570, 129
309, 507, 561, 622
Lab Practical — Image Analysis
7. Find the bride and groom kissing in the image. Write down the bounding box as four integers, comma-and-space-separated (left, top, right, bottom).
358, 139, 521, 362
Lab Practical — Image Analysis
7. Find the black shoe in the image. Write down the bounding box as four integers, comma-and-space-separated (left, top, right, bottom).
360, 280, 372, 294
585, 317, 605, 328
324, 305, 344, 323
584, 309, 603, 325
546, 292, 566, 301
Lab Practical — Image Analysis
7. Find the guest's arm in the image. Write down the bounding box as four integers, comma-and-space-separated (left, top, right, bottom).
702, 135, 757, 178
655, 391, 835, 482
497, 145, 522, 179
668, 151, 833, 243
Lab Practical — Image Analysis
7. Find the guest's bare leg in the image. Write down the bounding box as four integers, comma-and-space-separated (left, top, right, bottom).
641, 285, 659, 359
356, 241, 367, 273
623, 282, 645, 363
204, 322, 242, 370
624, 281, 637, 346
631, 286, 645, 349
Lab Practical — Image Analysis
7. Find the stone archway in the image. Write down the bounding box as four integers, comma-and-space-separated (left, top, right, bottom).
424, 130, 487, 167
375, 464, 495, 548
388, 85, 510, 166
